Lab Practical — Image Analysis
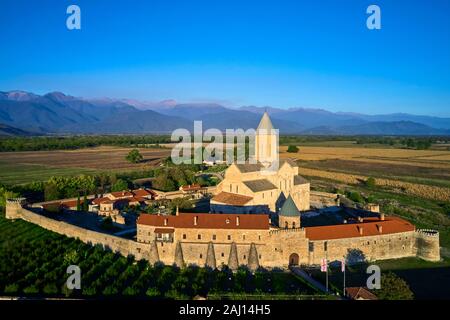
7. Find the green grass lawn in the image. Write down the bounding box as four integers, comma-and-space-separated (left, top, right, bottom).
0, 161, 97, 185
374, 257, 450, 270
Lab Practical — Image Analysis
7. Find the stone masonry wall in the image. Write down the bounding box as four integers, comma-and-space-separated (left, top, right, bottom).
12, 206, 151, 261
7, 201, 440, 269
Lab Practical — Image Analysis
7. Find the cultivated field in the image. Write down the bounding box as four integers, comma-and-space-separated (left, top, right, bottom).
280, 145, 450, 201
0, 146, 171, 184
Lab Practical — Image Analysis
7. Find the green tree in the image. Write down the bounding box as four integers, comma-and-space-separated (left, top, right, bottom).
83, 193, 88, 211
43, 283, 58, 295
100, 216, 114, 231
152, 173, 176, 191
4, 283, 19, 294
0, 187, 19, 208
376, 272, 414, 300
126, 149, 143, 163
287, 145, 299, 153
169, 197, 193, 214
44, 182, 61, 201
111, 179, 129, 192
346, 191, 364, 203
76, 194, 81, 211
366, 177, 376, 189
146, 287, 161, 298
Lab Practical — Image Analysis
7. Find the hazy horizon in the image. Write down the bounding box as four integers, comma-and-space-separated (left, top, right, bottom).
1, 0, 449, 117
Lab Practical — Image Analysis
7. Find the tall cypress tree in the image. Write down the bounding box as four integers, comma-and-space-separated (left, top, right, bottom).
83, 192, 88, 212
76, 194, 81, 211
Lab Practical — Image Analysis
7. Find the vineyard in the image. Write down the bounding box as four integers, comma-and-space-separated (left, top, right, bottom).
0, 213, 317, 299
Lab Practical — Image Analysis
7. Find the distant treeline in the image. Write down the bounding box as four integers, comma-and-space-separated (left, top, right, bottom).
355, 137, 436, 150
1, 135, 449, 152
0, 135, 172, 152
281, 135, 449, 150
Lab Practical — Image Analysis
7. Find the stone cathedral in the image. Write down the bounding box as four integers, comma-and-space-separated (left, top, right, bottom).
210, 112, 310, 214
135, 112, 440, 269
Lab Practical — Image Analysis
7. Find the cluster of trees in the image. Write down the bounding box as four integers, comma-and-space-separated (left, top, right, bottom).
287, 145, 299, 153
0, 135, 171, 152
3, 163, 211, 204
125, 149, 143, 163
400, 138, 432, 150
344, 190, 377, 205
376, 272, 414, 300
0, 215, 314, 299
0, 184, 19, 210
280, 136, 354, 144
356, 137, 434, 150
280, 135, 441, 150
151, 164, 200, 192
44, 175, 97, 201
4, 172, 137, 203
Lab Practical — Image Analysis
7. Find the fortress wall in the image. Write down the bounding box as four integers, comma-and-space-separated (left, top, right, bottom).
138, 223, 268, 267
307, 231, 417, 265
7, 202, 439, 269
142, 241, 267, 268
310, 191, 339, 207
266, 228, 309, 267
16, 207, 151, 261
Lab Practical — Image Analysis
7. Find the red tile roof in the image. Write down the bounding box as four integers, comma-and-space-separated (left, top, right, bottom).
211, 192, 253, 206
60, 199, 86, 208
132, 189, 155, 198
345, 287, 378, 300
180, 184, 203, 191
109, 191, 133, 199
100, 200, 115, 205
137, 213, 270, 230
305, 216, 415, 241
91, 197, 110, 205
42, 201, 62, 209
127, 196, 146, 203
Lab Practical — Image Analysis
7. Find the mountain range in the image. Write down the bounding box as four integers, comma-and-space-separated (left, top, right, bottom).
1, 90, 449, 136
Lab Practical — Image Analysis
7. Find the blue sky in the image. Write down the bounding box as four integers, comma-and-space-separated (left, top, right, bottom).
0, 0, 449, 116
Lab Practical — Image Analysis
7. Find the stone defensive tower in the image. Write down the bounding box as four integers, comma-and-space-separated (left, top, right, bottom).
5, 198, 26, 220
415, 229, 440, 262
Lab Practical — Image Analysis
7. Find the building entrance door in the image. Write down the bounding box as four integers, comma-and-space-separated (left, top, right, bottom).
289, 253, 299, 266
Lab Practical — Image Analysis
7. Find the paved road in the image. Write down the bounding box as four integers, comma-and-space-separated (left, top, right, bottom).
290, 266, 329, 293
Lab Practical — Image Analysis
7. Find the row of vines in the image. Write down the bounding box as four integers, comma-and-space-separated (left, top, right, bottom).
0, 214, 316, 299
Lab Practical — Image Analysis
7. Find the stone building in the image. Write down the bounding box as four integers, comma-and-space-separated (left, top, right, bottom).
136, 198, 441, 269
3, 112, 441, 271
211, 112, 310, 214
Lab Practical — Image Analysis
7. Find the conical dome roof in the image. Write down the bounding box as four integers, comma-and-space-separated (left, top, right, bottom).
257, 111, 274, 131
279, 195, 299, 216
